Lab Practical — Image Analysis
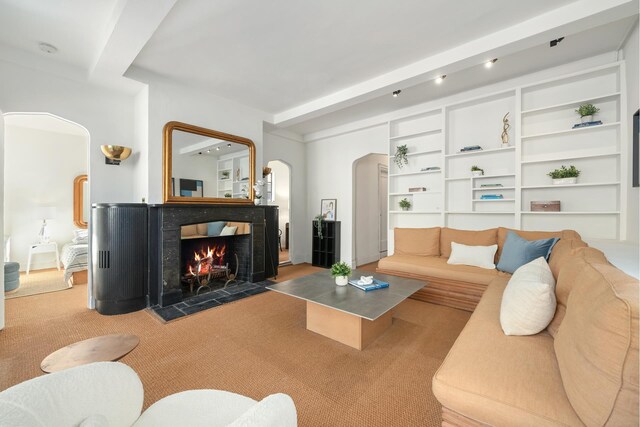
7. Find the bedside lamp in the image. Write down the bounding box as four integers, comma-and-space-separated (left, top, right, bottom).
35, 206, 56, 243
101, 145, 132, 165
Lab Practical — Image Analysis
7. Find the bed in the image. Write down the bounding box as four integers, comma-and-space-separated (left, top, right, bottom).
61, 242, 88, 285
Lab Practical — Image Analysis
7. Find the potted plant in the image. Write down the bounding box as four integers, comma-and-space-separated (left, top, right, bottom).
394, 145, 409, 169
399, 198, 411, 211
221, 170, 230, 179
547, 165, 580, 185
224, 192, 232, 198
471, 165, 484, 177
314, 214, 324, 239
575, 104, 600, 123
330, 261, 352, 286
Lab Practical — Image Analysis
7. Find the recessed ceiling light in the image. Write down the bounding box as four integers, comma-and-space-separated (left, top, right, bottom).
38, 42, 58, 54
485, 58, 498, 68
207, 149, 211, 153
227, 143, 231, 147
392, 90, 401, 97
216, 147, 221, 151
435, 75, 446, 84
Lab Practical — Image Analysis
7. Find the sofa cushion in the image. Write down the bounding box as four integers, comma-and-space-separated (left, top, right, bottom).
547, 247, 609, 337
548, 238, 588, 279
394, 227, 440, 257
555, 260, 639, 426
181, 224, 198, 238
432, 277, 583, 426
496, 228, 581, 261
500, 257, 556, 336
378, 254, 503, 286
497, 231, 558, 274
220, 226, 238, 236
207, 221, 227, 237
228, 222, 250, 235
447, 242, 497, 270
440, 227, 498, 258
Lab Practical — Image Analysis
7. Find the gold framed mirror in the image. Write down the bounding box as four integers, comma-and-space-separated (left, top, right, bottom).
163, 121, 255, 204
73, 174, 88, 228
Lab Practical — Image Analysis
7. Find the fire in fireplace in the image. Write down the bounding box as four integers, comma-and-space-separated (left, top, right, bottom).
181, 242, 239, 295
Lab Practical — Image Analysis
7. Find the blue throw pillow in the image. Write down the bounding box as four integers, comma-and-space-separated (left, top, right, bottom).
497, 231, 559, 274
207, 221, 227, 237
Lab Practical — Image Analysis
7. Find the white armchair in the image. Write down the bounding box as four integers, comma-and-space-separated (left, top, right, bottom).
0, 362, 297, 427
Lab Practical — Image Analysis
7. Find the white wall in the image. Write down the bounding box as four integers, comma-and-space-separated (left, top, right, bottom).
0, 109, 4, 330
263, 130, 307, 264
0, 60, 137, 204
172, 153, 218, 198
4, 125, 87, 271
354, 153, 388, 266
622, 21, 639, 243
133, 85, 149, 203
268, 160, 290, 245
306, 125, 388, 267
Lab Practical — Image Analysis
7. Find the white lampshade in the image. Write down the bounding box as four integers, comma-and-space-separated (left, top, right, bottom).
35, 206, 57, 220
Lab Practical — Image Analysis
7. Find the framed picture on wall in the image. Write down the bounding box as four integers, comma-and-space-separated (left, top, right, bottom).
321, 199, 337, 220
179, 178, 204, 197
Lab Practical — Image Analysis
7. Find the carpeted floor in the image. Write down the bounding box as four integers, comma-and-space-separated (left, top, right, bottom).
0, 263, 470, 426
5, 269, 70, 299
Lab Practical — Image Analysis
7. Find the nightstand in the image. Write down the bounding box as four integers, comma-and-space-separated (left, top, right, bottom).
27, 242, 60, 275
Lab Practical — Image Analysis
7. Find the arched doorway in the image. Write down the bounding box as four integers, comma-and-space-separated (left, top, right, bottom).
3, 112, 90, 306
266, 160, 292, 265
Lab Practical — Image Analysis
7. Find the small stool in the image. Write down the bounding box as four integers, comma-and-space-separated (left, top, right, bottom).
4, 261, 20, 292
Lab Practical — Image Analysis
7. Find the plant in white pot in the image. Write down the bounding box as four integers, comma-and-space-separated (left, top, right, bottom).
471, 165, 484, 177
331, 261, 352, 286
575, 103, 600, 124
548, 165, 580, 185
399, 198, 411, 211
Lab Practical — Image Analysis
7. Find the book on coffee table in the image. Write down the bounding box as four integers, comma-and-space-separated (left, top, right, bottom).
348, 279, 389, 292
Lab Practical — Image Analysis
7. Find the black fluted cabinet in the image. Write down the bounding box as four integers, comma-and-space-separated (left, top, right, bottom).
263, 206, 279, 278
92, 203, 148, 315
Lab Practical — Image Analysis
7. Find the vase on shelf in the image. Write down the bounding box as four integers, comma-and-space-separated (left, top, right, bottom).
472, 171, 483, 177
581, 115, 593, 123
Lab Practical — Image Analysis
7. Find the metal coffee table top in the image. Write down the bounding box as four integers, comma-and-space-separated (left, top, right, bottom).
267, 269, 425, 320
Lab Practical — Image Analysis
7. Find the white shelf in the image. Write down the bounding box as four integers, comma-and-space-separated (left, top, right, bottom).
521, 92, 621, 114
445, 146, 515, 158
472, 198, 515, 202
522, 211, 620, 215
446, 211, 514, 214
445, 177, 470, 181
389, 170, 442, 177
389, 210, 442, 214
390, 149, 441, 158
389, 191, 441, 196
473, 173, 516, 179
521, 152, 621, 164
521, 182, 620, 189
521, 122, 620, 140
473, 186, 515, 191
389, 129, 441, 140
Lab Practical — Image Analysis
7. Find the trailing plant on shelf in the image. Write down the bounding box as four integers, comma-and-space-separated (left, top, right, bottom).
471, 165, 484, 176
314, 214, 324, 239
547, 165, 580, 185
221, 170, 230, 179
399, 198, 411, 211
330, 261, 352, 286
575, 103, 600, 123
224, 192, 232, 198
394, 144, 409, 169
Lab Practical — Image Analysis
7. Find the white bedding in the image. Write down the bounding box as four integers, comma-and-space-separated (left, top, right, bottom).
61, 242, 88, 284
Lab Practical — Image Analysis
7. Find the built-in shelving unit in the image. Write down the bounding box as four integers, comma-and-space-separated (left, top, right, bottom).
217, 152, 250, 198
387, 62, 627, 251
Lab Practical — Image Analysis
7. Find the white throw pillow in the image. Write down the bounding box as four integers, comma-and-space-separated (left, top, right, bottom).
500, 257, 556, 336
447, 242, 497, 269
220, 226, 238, 236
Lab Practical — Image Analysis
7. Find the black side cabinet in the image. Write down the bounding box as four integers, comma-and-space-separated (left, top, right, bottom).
312, 220, 341, 268
263, 206, 279, 278
92, 203, 148, 315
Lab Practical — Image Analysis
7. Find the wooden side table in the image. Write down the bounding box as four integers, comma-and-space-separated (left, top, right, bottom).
27, 242, 60, 275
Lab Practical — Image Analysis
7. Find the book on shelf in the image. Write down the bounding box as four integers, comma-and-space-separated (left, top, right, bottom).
480, 183, 503, 187
420, 166, 441, 171
348, 279, 390, 292
480, 194, 504, 200
572, 120, 603, 129
408, 187, 427, 192
459, 145, 482, 152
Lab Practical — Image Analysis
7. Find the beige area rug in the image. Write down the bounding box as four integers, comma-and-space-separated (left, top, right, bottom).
5, 269, 71, 299
1, 263, 471, 426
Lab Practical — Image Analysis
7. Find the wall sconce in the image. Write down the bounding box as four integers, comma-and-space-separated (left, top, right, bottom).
101, 145, 132, 165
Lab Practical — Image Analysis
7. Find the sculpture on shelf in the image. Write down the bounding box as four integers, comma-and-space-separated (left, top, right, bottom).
501, 113, 510, 147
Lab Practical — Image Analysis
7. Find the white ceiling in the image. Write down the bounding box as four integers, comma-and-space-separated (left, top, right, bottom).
132, 0, 576, 114
4, 113, 88, 137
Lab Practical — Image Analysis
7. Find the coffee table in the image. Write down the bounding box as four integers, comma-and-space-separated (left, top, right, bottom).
267, 269, 425, 350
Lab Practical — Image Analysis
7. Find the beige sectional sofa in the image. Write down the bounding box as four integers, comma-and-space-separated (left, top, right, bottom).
377, 226, 639, 426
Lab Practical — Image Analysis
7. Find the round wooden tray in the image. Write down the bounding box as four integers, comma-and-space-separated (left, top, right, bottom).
41, 334, 139, 373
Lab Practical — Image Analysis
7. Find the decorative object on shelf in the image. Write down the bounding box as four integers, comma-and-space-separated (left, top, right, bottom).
314, 214, 324, 239
394, 145, 409, 168
471, 165, 484, 177
531, 201, 561, 212
480, 183, 503, 188
179, 179, 204, 197
547, 165, 580, 185
575, 103, 600, 124
409, 187, 427, 192
224, 193, 232, 198
252, 179, 265, 204
330, 261, 352, 286
399, 198, 411, 211
262, 166, 272, 178
480, 194, 504, 200
221, 170, 230, 179
460, 145, 482, 153
321, 199, 337, 220
100, 145, 132, 165
421, 166, 441, 171
572, 120, 603, 129
254, 195, 262, 205
501, 113, 510, 148
235, 168, 240, 181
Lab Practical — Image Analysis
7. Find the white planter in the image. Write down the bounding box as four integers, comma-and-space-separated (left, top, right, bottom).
471, 171, 483, 177
552, 177, 577, 185
401, 206, 410, 211
581, 115, 593, 123
335, 276, 348, 286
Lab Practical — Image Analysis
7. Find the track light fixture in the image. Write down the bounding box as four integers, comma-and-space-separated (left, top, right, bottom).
550, 37, 564, 47
435, 75, 446, 84
392, 90, 401, 97
485, 58, 498, 68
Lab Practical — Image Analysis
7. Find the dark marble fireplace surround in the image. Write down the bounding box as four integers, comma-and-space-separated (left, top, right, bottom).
149, 205, 268, 307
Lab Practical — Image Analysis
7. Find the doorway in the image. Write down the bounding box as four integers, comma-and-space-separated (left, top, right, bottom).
3, 113, 89, 301
266, 160, 291, 265
353, 153, 389, 267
